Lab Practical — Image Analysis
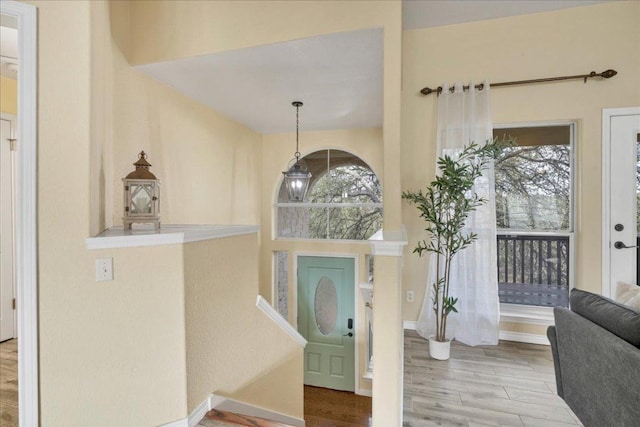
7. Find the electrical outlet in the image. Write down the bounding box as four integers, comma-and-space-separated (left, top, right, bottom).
95, 258, 113, 282
407, 290, 415, 303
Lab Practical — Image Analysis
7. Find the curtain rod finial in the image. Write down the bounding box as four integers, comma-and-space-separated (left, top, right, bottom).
601, 69, 617, 79
420, 86, 444, 96
420, 87, 435, 95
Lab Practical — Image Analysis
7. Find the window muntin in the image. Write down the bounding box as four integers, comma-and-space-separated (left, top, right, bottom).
276, 149, 383, 240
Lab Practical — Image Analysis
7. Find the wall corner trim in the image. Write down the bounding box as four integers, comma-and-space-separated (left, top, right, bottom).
368, 227, 407, 257
256, 295, 308, 347
1, 2, 39, 426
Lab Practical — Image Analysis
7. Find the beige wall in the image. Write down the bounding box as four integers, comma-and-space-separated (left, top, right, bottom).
127, 4, 403, 418
34, 3, 189, 424
127, 0, 403, 230
90, 1, 262, 236
401, 2, 640, 328
31, 0, 263, 425
0, 76, 17, 114
32, 0, 403, 424
129, 0, 398, 66
184, 234, 303, 417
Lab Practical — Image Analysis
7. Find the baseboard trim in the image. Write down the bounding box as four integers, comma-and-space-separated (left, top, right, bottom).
159, 393, 306, 427
158, 418, 187, 427
403, 321, 417, 330
187, 395, 213, 427
356, 388, 372, 397
209, 394, 305, 427
403, 321, 549, 345
499, 330, 550, 346
157, 395, 211, 427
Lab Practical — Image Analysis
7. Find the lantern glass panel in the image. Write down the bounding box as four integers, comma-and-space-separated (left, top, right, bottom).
130, 183, 154, 214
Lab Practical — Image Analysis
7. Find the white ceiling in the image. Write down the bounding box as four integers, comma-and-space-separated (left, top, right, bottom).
402, 0, 609, 30
137, 29, 383, 134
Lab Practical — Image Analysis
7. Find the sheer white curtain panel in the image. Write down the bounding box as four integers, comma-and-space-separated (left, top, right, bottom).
415, 81, 500, 346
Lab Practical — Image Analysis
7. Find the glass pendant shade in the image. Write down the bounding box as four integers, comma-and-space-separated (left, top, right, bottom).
283, 101, 312, 202
283, 162, 312, 202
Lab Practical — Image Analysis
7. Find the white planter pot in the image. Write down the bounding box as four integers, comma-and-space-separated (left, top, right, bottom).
428, 336, 451, 360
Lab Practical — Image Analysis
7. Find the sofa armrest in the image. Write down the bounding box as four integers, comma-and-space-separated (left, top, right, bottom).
554, 307, 640, 427
546, 325, 563, 398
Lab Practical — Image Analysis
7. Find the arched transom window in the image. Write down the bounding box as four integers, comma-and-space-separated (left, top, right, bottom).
276, 149, 383, 240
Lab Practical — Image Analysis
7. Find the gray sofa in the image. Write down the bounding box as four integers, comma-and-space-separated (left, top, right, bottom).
547, 289, 640, 427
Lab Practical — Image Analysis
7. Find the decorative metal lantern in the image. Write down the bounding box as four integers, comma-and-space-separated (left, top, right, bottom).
122, 151, 160, 230
282, 101, 312, 202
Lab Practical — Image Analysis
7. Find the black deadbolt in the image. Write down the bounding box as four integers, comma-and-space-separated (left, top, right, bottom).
615, 224, 624, 232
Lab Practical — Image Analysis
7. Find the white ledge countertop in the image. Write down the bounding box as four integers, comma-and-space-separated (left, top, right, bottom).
86, 224, 260, 250
368, 227, 408, 256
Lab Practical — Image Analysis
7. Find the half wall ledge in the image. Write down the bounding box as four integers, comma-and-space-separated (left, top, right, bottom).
368, 227, 407, 257
86, 224, 260, 250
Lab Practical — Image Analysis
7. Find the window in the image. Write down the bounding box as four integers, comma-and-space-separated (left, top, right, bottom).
273, 251, 288, 318
493, 124, 575, 308
276, 149, 383, 240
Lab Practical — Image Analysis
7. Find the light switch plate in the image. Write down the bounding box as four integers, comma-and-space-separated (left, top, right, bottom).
96, 257, 113, 281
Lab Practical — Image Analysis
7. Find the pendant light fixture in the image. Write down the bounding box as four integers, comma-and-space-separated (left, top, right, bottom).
282, 101, 312, 202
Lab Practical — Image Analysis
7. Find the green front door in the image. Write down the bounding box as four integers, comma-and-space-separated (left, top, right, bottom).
298, 256, 355, 392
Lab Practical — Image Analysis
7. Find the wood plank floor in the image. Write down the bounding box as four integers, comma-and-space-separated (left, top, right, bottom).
403, 330, 582, 427
304, 385, 372, 427
0, 339, 18, 427
197, 386, 372, 427
0, 333, 580, 427
198, 409, 293, 427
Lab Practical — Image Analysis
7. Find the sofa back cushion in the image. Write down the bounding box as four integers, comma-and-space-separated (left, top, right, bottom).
570, 289, 640, 348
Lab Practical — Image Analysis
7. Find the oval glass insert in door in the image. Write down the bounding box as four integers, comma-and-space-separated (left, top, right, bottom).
314, 277, 338, 335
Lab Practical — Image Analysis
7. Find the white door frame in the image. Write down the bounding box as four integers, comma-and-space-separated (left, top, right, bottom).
602, 107, 640, 297
0, 113, 17, 340
0, 1, 38, 425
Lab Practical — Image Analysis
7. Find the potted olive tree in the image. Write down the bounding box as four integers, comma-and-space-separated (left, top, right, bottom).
402, 140, 503, 360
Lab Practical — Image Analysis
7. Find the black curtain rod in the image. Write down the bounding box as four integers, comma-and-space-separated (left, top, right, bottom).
420, 69, 618, 96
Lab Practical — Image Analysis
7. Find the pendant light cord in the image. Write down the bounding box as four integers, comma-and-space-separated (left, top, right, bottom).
295, 103, 300, 162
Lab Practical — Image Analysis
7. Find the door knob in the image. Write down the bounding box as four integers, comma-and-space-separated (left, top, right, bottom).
343, 332, 353, 337
614, 241, 639, 249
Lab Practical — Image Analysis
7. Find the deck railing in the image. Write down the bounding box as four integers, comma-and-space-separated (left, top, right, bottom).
497, 233, 571, 307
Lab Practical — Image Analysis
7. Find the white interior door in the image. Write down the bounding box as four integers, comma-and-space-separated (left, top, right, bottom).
0, 116, 16, 341
604, 108, 640, 297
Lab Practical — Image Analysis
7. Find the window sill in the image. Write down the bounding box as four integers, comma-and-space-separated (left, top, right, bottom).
274, 237, 373, 245
86, 224, 259, 250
